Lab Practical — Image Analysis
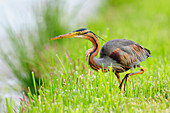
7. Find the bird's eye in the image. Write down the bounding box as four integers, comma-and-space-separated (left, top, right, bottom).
79, 31, 82, 35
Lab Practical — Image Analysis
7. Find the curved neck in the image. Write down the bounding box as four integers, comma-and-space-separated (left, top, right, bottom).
84, 32, 101, 71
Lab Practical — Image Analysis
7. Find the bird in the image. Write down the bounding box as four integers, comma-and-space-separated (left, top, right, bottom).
50, 28, 151, 91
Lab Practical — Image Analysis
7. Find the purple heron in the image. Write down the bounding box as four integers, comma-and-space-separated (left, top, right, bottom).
50, 28, 151, 91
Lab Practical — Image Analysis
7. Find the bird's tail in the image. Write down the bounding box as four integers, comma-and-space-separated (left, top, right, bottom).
144, 48, 151, 57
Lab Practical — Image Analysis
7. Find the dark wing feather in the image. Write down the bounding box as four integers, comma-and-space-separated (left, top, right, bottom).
100, 39, 151, 69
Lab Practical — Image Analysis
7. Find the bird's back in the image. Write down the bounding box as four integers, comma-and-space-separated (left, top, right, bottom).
100, 39, 136, 57
99, 39, 151, 70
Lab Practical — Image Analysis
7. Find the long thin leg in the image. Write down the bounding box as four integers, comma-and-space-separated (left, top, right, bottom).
115, 72, 121, 85
119, 73, 129, 90
119, 66, 145, 91
124, 77, 128, 91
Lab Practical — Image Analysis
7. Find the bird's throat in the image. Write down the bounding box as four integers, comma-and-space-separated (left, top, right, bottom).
85, 35, 101, 71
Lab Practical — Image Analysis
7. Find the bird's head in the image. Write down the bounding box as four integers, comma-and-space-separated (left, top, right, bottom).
49, 28, 91, 40
50, 28, 103, 61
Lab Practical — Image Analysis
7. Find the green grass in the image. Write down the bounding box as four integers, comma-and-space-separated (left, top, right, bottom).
4, 0, 170, 112
8, 53, 170, 112
0, 0, 68, 95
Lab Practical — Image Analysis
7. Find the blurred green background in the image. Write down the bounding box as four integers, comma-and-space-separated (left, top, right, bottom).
0, 0, 170, 112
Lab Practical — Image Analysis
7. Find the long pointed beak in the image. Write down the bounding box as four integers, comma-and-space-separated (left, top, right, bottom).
49, 32, 80, 40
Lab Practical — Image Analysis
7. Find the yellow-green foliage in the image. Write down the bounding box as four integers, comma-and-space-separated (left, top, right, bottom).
5, 0, 170, 112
